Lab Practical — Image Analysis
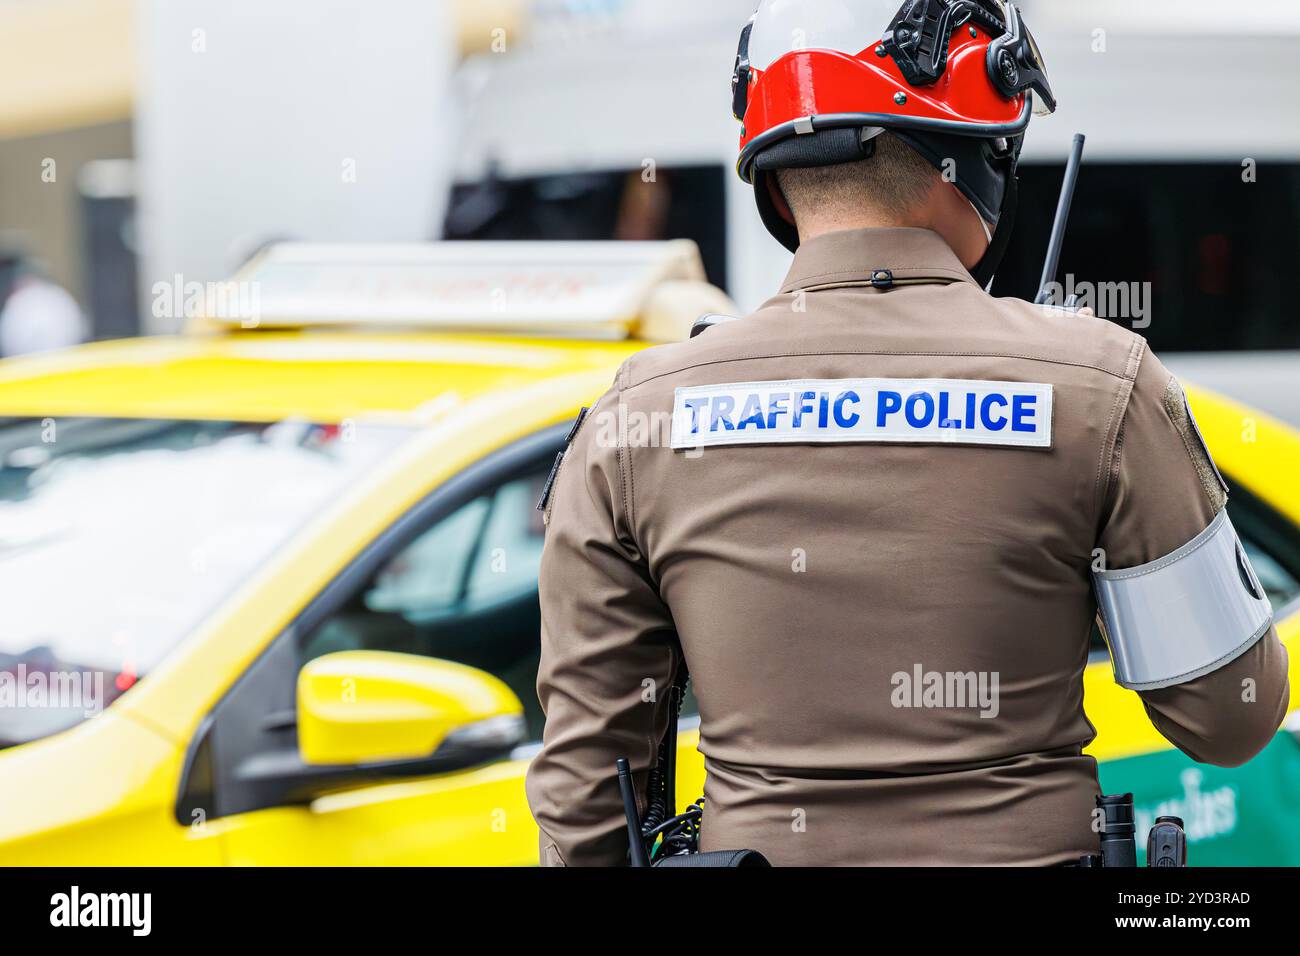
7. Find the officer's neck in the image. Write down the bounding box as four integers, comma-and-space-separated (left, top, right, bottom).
794, 185, 990, 271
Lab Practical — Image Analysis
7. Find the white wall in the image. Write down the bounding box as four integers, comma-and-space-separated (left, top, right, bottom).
1019, 29, 1300, 162
134, 0, 456, 332
452, 1, 1300, 312
451, 5, 788, 314
134, 0, 1300, 324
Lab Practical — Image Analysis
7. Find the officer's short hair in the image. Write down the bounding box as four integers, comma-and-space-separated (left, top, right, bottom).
776, 133, 937, 222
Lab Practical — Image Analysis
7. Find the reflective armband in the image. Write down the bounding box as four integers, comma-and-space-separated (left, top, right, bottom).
1093, 509, 1273, 690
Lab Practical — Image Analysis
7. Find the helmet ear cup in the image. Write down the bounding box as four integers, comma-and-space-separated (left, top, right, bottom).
985, 3, 1056, 113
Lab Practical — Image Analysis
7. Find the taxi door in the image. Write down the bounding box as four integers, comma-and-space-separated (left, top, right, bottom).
178, 432, 557, 865
197, 424, 711, 865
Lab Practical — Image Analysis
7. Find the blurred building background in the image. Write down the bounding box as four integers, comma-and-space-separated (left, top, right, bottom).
0, 0, 1297, 409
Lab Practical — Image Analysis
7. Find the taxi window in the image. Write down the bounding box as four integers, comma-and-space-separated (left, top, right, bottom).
298, 465, 552, 740
361, 477, 545, 623
296, 450, 704, 743
0, 416, 412, 748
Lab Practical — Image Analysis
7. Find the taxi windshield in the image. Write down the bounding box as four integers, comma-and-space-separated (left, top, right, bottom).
0, 417, 413, 748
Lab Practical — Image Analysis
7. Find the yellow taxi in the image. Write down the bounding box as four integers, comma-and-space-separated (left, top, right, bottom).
0, 241, 1296, 865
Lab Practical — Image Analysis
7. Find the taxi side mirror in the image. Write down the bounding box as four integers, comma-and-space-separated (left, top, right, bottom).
297, 651, 525, 768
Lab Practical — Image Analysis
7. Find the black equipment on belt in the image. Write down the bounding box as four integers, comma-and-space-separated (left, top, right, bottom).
1098, 792, 1138, 868
1147, 815, 1189, 868
621, 679, 1184, 868
1072, 793, 1188, 867
615, 666, 770, 868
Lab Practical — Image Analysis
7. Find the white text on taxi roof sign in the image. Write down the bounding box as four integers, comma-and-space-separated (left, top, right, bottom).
670, 378, 1054, 450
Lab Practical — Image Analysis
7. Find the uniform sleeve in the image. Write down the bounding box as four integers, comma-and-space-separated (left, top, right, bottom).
524, 386, 679, 866
1097, 349, 1290, 767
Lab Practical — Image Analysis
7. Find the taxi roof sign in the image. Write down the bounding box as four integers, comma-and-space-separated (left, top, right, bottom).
203, 240, 726, 340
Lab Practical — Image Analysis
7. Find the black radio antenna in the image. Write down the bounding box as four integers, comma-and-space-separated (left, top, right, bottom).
1034, 133, 1087, 305
616, 757, 651, 867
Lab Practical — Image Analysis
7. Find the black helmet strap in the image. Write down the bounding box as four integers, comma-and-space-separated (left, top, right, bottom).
968, 167, 1017, 288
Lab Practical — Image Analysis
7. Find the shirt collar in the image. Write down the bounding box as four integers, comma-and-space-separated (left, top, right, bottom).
779, 227, 978, 294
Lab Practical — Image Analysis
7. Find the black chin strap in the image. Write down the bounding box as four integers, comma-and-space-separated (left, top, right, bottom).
753, 170, 800, 254
969, 170, 1018, 289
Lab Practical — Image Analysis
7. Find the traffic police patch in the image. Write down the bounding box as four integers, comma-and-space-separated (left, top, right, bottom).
670, 378, 1054, 450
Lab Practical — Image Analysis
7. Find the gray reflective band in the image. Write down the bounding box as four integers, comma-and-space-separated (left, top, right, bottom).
1094, 509, 1273, 690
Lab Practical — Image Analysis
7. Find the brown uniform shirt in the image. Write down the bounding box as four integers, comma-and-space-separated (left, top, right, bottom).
525, 227, 1290, 866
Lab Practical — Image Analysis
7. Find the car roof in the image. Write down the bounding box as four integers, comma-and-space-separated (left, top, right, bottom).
1167, 353, 1300, 432
0, 330, 644, 425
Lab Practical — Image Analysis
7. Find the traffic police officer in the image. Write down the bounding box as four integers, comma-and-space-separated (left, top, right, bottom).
525, 0, 1290, 865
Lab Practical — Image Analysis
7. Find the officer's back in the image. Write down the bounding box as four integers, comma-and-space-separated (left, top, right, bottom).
532, 220, 1287, 864
525, 2, 1289, 866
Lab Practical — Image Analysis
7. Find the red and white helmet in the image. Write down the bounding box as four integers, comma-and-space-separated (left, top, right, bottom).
732, 0, 1056, 284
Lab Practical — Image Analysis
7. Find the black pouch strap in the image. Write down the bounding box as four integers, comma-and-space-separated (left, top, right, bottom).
535, 406, 589, 513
